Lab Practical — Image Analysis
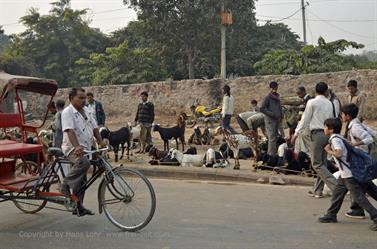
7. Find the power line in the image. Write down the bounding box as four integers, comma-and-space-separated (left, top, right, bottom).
91, 8, 128, 15
257, 7, 303, 23
307, 9, 377, 40
256, 14, 377, 23
93, 16, 135, 22
306, 17, 315, 44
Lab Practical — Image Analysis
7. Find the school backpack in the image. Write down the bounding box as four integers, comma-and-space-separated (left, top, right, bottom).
331, 135, 377, 183
359, 123, 377, 159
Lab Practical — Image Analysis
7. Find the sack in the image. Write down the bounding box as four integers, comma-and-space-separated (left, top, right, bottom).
332, 136, 377, 183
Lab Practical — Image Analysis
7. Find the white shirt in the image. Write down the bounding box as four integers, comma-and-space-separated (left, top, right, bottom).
329, 98, 341, 117
295, 95, 334, 136
348, 118, 375, 153
87, 102, 97, 126
330, 134, 353, 178
238, 111, 257, 121
61, 104, 98, 155
221, 95, 234, 117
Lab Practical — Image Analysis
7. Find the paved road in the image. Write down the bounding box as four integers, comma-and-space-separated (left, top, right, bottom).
1, 179, 376, 249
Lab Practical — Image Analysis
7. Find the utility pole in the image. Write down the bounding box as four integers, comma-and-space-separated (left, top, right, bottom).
220, 3, 226, 79
301, 0, 307, 45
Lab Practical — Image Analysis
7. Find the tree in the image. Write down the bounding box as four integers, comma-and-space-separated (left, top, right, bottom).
0, 0, 110, 86
122, 0, 301, 79
76, 40, 169, 85
253, 37, 364, 75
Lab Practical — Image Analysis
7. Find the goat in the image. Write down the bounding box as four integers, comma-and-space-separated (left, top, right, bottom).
203, 148, 228, 168
148, 146, 168, 160
188, 126, 203, 145
183, 146, 197, 155
177, 112, 187, 145
99, 127, 131, 162
214, 127, 259, 170
202, 127, 213, 145
169, 148, 204, 167
153, 124, 185, 151
127, 123, 150, 153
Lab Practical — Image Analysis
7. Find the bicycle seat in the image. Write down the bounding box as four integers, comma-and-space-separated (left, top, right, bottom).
48, 147, 64, 157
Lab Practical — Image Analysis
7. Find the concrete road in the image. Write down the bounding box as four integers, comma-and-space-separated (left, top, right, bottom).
1, 179, 376, 249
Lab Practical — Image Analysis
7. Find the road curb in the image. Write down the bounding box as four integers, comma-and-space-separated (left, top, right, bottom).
126, 166, 315, 186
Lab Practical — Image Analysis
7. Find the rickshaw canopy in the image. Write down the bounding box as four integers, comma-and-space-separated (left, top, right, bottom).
0, 71, 58, 101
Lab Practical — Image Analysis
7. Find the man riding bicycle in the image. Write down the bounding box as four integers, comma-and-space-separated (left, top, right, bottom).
60, 87, 106, 217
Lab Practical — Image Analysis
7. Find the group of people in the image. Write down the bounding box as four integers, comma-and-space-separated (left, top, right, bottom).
219, 79, 377, 231
51, 89, 155, 217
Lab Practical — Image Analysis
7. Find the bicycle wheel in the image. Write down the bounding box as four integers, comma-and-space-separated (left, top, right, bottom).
12, 192, 47, 214
98, 167, 156, 232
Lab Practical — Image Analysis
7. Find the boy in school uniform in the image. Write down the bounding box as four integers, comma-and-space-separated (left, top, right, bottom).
318, 118, 377, 231
340, 103, 377, 219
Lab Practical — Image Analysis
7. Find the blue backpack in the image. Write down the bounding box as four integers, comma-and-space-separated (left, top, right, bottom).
330, 135, 377, 183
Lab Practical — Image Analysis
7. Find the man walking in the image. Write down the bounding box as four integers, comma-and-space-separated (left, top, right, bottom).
86, 92, 106, 127
260, 81, 283, 166
60, 88, 106, 216
135, 92, 155, 146
292, 82, 337, 198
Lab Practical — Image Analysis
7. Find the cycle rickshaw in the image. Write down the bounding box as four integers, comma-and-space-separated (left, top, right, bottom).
0, 72, 156, 232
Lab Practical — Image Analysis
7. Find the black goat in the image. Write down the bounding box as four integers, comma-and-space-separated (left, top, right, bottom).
183, 146, 197, 155
100, 127, 131, 162
153, 124, 184, 151
148, 146, 168, 160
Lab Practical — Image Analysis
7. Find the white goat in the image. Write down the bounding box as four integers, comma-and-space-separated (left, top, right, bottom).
170, 149, 204, 167
204, 148, 228, 168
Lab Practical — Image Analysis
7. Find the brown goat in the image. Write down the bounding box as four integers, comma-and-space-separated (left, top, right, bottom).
136, 124, 148, 153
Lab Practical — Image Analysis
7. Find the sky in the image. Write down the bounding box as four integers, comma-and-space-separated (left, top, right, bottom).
0, 0, 376, 54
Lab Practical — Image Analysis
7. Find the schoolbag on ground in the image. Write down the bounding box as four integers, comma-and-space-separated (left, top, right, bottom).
331, 135, 377, 183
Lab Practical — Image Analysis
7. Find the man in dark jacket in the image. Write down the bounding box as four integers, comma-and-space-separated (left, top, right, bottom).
86, 92, 106, 127
260, 81, 283, 166
135, 92, 155, 146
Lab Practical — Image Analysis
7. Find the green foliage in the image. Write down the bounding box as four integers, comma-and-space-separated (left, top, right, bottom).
76, 41, 169, 85
254, 37, 364, 75
0, 0, 110, 87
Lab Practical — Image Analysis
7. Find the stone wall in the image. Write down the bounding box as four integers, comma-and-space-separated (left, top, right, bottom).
54, 69, 377, 124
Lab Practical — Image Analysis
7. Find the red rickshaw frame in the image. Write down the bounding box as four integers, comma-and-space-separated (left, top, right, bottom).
0, 71, 58, 191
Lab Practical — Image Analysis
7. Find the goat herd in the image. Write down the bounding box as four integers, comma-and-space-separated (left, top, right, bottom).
96, 112, 312, 174
24, 110, 314, 175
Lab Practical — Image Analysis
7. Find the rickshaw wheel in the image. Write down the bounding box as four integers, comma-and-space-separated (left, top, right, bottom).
12, 192, 48, 214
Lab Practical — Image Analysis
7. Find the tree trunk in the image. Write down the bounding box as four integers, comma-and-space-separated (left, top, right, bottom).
187, 50, 195, 79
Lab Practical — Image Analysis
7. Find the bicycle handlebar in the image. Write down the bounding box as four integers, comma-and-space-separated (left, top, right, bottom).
83, 147, 109, 155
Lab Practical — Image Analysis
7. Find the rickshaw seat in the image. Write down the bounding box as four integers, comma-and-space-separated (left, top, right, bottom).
48, 147, 64, 157
0, 139, 18, 145
0, 142, 43, 157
